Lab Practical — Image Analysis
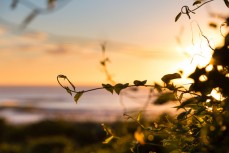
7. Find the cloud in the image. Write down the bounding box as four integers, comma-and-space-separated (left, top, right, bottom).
22, 31, 48, 41
0, 24, 183, 61
46, 44, 71, 54
0, 24, 85, 53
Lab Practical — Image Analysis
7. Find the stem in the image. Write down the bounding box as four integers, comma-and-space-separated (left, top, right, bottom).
181, 0, 214, 14
58, 74, 201, 98
193, 115, 204, 126
123, 113, 147, 130
191, 0, 214, 12
19, 0, 72, 14
83, 87, 105, 93
194, 22, 215, 51
220, 22, 227, 37
57, 75, 66, 89
179, 0, 214, 21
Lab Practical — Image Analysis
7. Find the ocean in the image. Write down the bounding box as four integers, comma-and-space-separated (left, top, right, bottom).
0, 86, 174, 124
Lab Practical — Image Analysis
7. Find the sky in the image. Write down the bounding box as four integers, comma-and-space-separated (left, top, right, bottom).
0, 0, 227, 86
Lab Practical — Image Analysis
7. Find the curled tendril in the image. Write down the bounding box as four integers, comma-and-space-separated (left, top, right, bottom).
220, 22, 228, 37
57, 74, 104, 94
190, 20, 215, 51
57, 75, 75, 92
181, 6, 195, 19
177, 0, 214, 21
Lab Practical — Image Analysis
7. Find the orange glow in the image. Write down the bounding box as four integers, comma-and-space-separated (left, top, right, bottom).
175, 42, 213, 80
210, 88, 225, 101
0, 25, 184, 86
0, 1, 222, 87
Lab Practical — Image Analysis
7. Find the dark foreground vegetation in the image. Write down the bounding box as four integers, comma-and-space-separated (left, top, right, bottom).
3, 0, 229, 153
0, 118, 110, 153
0, 118, 139, 153
0, 115, 177, 153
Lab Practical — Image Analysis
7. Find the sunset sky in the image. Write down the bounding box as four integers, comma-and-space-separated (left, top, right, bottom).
0, 0, 227, 86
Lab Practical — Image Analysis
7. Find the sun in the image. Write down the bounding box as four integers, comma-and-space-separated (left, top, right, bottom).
171, 42, 213, 87
176, 42, 227, 101
176, 42, 213, 78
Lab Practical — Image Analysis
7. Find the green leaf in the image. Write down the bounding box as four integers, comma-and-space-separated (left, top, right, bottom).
178, 93, 184, 102
193, 1, 201, 6
175, 12, 182, 22
102, 84, 114, 94
74, 91, 84, 104
161, 139, 172, 147
130, 146, 135, 153
154, 92, 176, 105
224, 0, 229, 8
101, 124, 117, 144
183, 136, 195, 142
101, 123, 113, 135
166, 83, 176, 91
161, 73, 181, 84
176, 97, 197, 110
133, 80, 147, 86
102, 135, 114, 144
114, 83, 129, 95
194, 106, 206, 115
136, 111, 142, 122
154, 83, 162, 93
177, 109, 192, 120
177, 112, 187, 120
209, 22, 217, 28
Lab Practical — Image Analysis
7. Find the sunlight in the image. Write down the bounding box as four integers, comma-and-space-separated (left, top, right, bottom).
206, 106, 213, 112
176, 43, 212, 78
173, 43, 213, 88
210, 88, 224, 101
185, 44, 212, 68
205, 64, 213, 72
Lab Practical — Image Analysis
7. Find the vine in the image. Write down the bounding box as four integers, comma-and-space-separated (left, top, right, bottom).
57, 0, 229, 152
175, 0, 215, 22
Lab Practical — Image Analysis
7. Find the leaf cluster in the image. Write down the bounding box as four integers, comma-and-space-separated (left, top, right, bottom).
102, 83, 129, 95
131, 33, 229, 153
97, 31, 229, 153
56, 0, 229, 152
57, 77, 149, 104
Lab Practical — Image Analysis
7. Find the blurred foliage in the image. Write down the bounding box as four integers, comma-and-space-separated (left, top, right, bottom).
57, 1, 229, 152
26, 136, 74, 153
0, 119, 141, 153
9, 0, 70, 29
6, 0, 229, 152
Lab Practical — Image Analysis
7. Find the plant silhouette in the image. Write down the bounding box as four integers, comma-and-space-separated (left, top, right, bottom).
57, 0, 229, 152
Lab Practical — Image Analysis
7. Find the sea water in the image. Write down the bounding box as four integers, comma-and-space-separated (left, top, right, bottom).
0, 86, 173, 124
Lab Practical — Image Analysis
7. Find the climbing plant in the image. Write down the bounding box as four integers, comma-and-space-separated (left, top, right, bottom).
58, 0, 229, 152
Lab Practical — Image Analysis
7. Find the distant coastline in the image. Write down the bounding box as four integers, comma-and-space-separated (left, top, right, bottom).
0, 86, 175, 124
